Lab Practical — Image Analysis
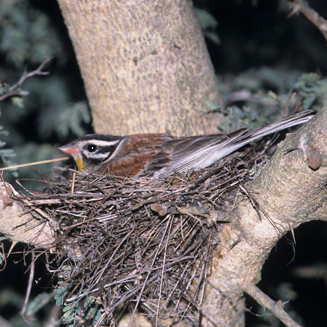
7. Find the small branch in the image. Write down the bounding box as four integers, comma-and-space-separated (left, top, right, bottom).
0, 157, 69, 171
21, 251, 35, 317
287, 0, 327, 41
243, 283, 302, 327
0, 57, 53, 102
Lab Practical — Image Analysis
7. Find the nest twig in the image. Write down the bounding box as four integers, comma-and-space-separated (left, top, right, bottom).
14, 142, 270, 326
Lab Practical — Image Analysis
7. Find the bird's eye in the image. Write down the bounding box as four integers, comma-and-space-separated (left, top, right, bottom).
87, 144, 97, 152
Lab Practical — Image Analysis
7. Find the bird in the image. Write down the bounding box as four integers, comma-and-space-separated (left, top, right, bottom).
58, 110, 314, 179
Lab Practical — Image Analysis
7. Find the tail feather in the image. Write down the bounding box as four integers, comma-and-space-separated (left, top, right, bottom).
157, 110, 315, 178
249, 110, 314, 139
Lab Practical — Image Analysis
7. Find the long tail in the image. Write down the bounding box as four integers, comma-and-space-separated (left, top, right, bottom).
156, 110, 315, 178
232, 109, 315, 147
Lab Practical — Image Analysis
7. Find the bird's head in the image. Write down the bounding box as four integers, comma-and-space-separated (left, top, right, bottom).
58, 134, 123, 171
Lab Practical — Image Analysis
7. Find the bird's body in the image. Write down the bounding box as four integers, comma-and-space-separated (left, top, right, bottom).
58, 110, 314, 179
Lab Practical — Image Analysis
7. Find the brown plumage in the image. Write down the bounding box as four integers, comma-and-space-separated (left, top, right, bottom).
98, 133, 175, 177
58, 110, 314, 179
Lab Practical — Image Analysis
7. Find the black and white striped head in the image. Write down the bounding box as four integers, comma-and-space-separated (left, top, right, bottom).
58, 134, 124, 171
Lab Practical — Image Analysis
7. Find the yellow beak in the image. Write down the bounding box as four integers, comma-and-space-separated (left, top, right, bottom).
58, 144, 85, 171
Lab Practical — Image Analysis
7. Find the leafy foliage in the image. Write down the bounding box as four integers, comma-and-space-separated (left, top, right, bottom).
0, 120, 17, 177
39, 101, 91, 139
216, 69, 327, 134
293, 73, 327, 110
0, 0, 62, 67
0, 0, 90, 183
195, 8, 220, 44
0, 0, 326, 326
54, 281, 103, 326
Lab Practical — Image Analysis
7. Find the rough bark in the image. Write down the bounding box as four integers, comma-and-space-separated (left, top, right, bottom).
0, 183, 54, 248
1, 1, 326, 325
1, 108, 326, 326
201, 107, 327, 326
57, 0, 221, 136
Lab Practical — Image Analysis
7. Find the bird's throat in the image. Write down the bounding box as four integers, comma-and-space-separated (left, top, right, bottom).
75, 156, 85, 171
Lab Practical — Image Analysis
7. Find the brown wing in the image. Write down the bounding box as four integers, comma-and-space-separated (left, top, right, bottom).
103, 131, 250, 178
144, 129, 249, 177
100, 133, 175, 177
97, 110, 314, 178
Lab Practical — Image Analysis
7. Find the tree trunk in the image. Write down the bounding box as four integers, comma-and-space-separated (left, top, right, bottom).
1, 1, 326, 326
57, 0, 221, 136
2, 108, 325, 326
201, 108, 327, 326
55, 1, 327, 325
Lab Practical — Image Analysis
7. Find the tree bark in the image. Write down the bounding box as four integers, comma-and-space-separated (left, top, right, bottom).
1, 1, 327, 326
201, 107, 327, 326
0, 183, 54, 248
1, 108, 326, 326
57, 0, 221, 136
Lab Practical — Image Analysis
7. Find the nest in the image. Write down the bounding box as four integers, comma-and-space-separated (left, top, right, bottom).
16, 144, 269, 326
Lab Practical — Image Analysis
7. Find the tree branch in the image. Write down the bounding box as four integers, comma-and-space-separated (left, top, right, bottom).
0, 108, 326, 326
287, 0, 327, 41
0, 182, 55, 248
0, 57, 52, 102
201, 107, 327, 326
243, 283, 302, 327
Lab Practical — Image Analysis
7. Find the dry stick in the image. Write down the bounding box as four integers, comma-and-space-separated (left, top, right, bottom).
281, 92, 297, 118
19, 197, 52, 221
69, 172, 77, 209
288, 0, 327, 41
21, 251, 35, 317
128, 216, 172, 327
197, 238, 212, 326
94, 312, 106, 327
243, 283, 302, 327
0, 57, 52, 101
0, 157, 69, 171
156, 216, 173, 327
